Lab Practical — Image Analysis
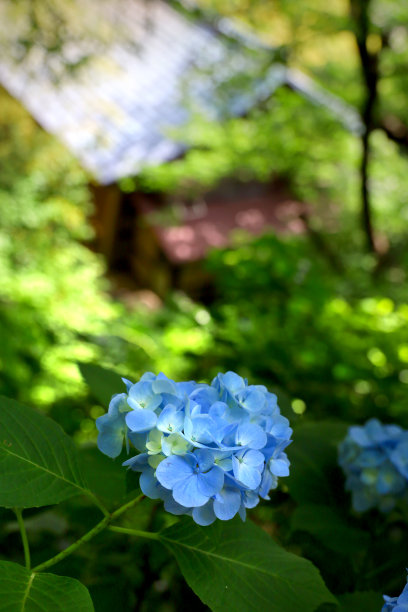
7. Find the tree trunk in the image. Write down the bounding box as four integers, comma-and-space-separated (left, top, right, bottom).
350, 0, 379, 253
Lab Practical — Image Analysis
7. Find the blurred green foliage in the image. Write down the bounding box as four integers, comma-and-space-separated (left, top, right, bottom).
202, 233, 408, 427
1, 0, 408, 608
0, 90, 217, 446
0, 87, 118, 410
2, 79, 408, 436
140, 88, 408, 246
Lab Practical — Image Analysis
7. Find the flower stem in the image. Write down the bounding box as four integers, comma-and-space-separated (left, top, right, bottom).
33, 515, 109, 573
85, 490, 110, 517
33, 494, 145, 573
14, 508, 31, 570
108, 526, 159, 541
110, 494, 145, 521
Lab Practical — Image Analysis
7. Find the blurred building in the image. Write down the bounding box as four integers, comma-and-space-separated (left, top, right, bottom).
0, 0, 362, 296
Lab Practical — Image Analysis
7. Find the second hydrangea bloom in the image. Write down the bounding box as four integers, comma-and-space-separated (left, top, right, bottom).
96, 371, 292, 525
339, 418, 408, 513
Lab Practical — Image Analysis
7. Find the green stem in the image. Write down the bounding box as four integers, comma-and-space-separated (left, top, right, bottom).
85, 490, 110, 517
33, 494, 145, 573
14, 508, 31, 570
108, 526, 159, 541
33, 515, 109, 573
110, 494, 145, 521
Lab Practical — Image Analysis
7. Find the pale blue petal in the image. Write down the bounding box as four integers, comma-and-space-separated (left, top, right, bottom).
196, 466, 224, 497
96, 397, 127, 458
173, 475, 210, 507
193, 502, 216, 526
163, 492, 191, 516
241, 449, 264, 467
349, 425, 372, 447
239, 388, 266, 413
195, 449, 216, 472
376, 464, 405, 495
397, 583, 408, 604
236, 463, 262, 489
269, 457, 290, 477
152, 377, 177, 395
126, 408, 157, 433
96, 420, 125, 458
236, 423, 267, 450
391, 441, 408, 479
128, 431, 148, 451
156, 454, 195, 489
258, 469, 277, 499
140, 372, 156, 381
122, 377, 134, 392
190, 386, 219, 412
122, 453, 149, 471
157, 404, 184, 433
221, 371, 246, 394
356, 448, 385, 468
188, 415, 215, 444
128, 381, 162, 411
214, 453, 233, 471
176, 381, 197, 396
209, 401, 228, 420
365, 418, 387, 443
213, 487, 241, 520
140, 469, 164, 499
243, 490, 260, 508
232, 453, 263, 489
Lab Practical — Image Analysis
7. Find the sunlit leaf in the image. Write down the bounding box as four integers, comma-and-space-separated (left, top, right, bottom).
0, 396, 88, 508
78, 363, 124, 407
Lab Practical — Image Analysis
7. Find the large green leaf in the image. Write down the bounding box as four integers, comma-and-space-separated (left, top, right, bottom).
80, 445, 127, 506
0, 397, 88, 508
78, 363, 124, 407
286, 421, 348, 505
290, 504, 370, 555
0, 561, 94, 611
159, 517, 336, 612
337, 591, 383, 611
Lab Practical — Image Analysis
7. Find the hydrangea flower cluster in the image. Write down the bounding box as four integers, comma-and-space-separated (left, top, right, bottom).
338, 419, 408, 513
96, 371, 292, 525
382, 573, 408, 612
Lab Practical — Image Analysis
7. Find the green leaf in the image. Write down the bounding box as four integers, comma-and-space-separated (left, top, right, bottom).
337, 591, 383, 611
0, 396, 88, 508
0, 561, 94, 611
159, 517, 336, 612
80, 445, 127, 506
290, 504, 370, 555
286, 421, 348, 505
78, 363, 124, 407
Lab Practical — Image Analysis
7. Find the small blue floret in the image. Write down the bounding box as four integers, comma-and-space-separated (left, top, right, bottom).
382, 572, 408, 611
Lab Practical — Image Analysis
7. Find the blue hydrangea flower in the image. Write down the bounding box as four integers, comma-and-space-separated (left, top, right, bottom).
339, 419, 408, 513
382, 572, 408, 611
96, 371, 292, 525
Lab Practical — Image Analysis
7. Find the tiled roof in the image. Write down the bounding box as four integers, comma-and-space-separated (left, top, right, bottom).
0, 0, 363, 184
